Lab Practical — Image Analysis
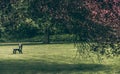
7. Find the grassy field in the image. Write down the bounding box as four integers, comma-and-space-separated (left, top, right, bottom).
0, 43, 119, 74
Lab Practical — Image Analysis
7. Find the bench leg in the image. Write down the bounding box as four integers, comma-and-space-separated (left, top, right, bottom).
13, 50, 16, 54
19, 50, 23, 54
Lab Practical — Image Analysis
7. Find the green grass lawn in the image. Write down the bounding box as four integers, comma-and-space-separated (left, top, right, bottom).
0, 43, 119, 74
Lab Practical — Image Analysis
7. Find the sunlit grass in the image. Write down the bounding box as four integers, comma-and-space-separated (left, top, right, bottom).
0, 43, 119, 74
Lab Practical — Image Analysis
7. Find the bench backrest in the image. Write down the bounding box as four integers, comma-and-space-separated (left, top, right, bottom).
19, 43, 23, 50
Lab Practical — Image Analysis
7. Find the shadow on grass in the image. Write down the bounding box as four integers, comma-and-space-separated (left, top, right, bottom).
0, 60, 112, 74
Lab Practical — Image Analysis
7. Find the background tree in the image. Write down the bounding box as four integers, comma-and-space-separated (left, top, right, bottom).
0, 0, 39, 40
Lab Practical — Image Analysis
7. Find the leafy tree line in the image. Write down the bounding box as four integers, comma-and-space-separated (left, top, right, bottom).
0, 0, 119, 38
0, 0, 70, 43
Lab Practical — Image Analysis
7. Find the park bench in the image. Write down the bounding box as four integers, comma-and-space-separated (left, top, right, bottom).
13, 43, 23, 54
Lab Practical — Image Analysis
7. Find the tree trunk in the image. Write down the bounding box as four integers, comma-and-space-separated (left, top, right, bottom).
43, 28, 50, 44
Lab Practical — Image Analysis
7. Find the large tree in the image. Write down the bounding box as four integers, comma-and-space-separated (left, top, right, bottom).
28, 0, 71, 43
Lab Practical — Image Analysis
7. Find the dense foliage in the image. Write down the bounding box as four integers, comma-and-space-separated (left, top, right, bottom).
0, 0, 119, 57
